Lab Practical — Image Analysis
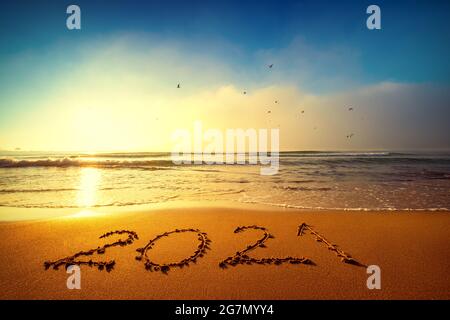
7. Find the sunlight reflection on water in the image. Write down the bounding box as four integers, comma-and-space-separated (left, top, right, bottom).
76, 167, 101, 208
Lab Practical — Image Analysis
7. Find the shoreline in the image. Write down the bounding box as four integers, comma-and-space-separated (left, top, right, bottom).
0, 206, 449, 299
1, 200, 449, 223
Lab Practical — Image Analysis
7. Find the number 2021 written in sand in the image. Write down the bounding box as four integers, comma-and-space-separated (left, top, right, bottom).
44, 223, 365, 274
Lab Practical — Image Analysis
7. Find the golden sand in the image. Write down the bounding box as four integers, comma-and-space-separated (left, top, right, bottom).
0, 207, 449, 299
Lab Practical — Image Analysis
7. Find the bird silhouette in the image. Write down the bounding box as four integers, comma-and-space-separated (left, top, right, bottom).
268, 64, 273, 68
177, 83, 180, 88
348, 107, 353, 111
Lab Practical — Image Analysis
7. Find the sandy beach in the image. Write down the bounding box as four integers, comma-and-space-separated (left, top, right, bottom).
0, 206, 448, 300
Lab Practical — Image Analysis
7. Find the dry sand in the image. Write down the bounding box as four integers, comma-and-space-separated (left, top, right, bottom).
0, 207, 449, 299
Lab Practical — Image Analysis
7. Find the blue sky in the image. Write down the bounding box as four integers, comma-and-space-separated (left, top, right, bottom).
1, 0, 450, 85
0, 0, 449, 151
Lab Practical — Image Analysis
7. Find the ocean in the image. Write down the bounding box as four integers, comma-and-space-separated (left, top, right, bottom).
0, 151, 449, 212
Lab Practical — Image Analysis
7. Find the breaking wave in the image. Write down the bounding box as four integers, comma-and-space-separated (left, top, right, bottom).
0, 157, 175, 169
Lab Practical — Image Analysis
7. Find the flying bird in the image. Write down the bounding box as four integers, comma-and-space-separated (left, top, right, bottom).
274, 100, 278, 104
243, 91, 247, 95
301, 110, 305, 114
268, 64, 273, 68
348, 107, 353, 111
177, 83, 180, 88
346, 133, 354, 139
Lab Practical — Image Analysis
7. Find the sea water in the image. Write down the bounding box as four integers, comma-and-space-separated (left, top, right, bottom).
0, 151, 449, 213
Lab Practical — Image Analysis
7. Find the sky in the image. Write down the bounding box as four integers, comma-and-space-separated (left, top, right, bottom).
0, 0, 449, 151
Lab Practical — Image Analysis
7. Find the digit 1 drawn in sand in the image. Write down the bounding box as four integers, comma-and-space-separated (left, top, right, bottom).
219, 225, 313, 269
43, 230, 139, 272
135, 228, 211, 274
297, 223, 365, 267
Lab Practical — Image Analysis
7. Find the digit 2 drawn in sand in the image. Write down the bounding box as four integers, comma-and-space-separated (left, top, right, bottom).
135, 228, 211, 273
219, 225, 313, 268
297, 223, 365, 267
43, 230, 139, 272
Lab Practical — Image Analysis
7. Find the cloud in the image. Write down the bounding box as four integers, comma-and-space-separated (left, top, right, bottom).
0, 34, 449, 151
293, 82, 450, 150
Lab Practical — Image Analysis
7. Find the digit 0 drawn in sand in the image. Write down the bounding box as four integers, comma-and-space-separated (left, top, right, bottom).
43, 230, 139, 272
297, 223, 366, 267
219, 225, 313, 269
135, 228, 211, 274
